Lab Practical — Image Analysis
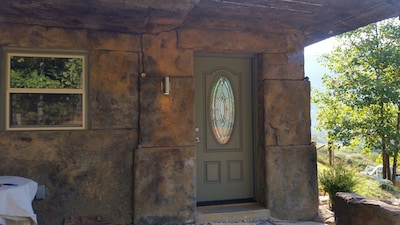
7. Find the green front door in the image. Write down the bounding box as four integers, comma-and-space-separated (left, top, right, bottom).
195, 54, 254, 204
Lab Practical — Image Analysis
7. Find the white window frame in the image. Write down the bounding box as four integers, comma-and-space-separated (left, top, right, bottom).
2, 48, 88, 131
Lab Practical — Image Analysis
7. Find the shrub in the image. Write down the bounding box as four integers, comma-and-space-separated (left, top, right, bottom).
354, 175, 394, 200
380, 182, 396, 191
319, 163, 358, 209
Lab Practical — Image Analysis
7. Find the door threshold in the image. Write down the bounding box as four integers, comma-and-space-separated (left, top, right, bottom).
197, 198, 255, 207
196, 202, 271, 224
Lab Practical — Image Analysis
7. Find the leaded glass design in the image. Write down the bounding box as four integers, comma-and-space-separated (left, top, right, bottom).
210, 75, 235, 144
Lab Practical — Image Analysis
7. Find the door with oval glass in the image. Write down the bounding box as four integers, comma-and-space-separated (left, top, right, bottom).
195, 54, 254, 204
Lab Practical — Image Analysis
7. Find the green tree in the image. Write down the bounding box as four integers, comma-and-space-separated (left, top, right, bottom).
313, 18, 400, 183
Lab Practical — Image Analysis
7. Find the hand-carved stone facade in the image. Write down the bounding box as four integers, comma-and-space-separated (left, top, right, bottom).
0, 21, 317, 225
0, 1, 397, 225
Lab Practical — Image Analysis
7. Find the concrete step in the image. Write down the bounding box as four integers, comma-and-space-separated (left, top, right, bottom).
196, 203, 271, 224
274, 221, 325, 225
196, 203, 325, 225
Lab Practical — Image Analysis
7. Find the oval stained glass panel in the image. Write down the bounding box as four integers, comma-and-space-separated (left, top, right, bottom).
210, 75, 235, 144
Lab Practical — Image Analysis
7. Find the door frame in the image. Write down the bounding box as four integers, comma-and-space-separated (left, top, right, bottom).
194, 52, 259, 205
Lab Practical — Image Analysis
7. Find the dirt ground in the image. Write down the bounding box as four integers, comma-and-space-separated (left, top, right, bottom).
315, 195, 334, 225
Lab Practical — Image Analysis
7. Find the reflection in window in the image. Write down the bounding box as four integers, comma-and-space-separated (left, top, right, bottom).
5, 49, 86, 130
10, 56, 83, 89
10, 93, 82, 127
210, 75, 235, 144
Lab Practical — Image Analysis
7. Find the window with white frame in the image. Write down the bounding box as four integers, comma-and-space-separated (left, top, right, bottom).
2, 48, 87, 130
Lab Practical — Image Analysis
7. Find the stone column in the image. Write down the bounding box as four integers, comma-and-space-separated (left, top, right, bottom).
133, 31, 196, 225
262, 47, 318, 220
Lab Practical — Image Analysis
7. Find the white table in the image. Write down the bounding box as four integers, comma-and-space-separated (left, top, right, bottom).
0, 176, 38, 225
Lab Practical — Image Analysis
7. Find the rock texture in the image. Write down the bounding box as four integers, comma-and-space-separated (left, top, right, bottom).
264, 80, 311, 146
335, 192, 400, 225
0, 21, 319, 225
134, 147, 195, 225
0, 0, 398, 45
0, 1, 398, 224
265, 146, 318, 220
0, 23, 139, 225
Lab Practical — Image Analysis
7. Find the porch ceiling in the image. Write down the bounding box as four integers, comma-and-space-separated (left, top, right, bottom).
1, 0, 399, 46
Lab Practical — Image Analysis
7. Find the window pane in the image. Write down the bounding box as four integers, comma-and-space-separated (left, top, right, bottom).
210, 75, 235, 144
10, 93, 82, 127
10, 56, 83, 89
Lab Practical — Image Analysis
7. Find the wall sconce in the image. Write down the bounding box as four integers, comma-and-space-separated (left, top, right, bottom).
161, 76, 170, 95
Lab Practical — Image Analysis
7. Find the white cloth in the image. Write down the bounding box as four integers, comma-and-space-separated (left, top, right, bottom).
0, 176, 38, 225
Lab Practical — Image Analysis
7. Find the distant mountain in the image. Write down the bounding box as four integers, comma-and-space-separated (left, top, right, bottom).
305, 54, 331, 142
304, 37, 337, 142
305, 55, 327, 92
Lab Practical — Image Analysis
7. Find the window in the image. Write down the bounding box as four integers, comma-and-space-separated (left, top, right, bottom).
210, 74, 235, 145
1, 48, 87, 130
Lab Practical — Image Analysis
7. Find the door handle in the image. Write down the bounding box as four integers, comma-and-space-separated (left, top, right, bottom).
195, 127, 201, 143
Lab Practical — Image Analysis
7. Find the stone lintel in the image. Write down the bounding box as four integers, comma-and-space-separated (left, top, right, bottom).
265, 145, 318, 220
0, 23, 141, 51
178, 28, 287, 53
134, 147, 196, 225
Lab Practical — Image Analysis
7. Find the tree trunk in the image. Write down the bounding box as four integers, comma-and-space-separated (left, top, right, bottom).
384, 153, 390, 180
382, 136, 390, 180
380, 99, 390, 180
328, 141, 333, 167
392, 110, 400, 183
392, 154, 397, 183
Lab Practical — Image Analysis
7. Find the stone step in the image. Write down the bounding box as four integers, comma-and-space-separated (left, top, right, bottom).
196, 203, 326, 225
196, 203, 271, 224
274, 221, 325, 225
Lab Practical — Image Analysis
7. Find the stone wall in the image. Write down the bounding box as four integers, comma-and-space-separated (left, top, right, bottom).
335, 192, 400, 225
0, 21, 317, 225
264, 80, 318, 220
0, 23, 139, 225
134, 28, 318, 223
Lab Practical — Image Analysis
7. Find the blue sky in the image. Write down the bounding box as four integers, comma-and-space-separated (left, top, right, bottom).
305, 37, 337, 56
305, 37, 336, 91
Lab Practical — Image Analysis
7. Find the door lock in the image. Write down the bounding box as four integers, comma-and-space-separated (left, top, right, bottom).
195, 127, 201, 143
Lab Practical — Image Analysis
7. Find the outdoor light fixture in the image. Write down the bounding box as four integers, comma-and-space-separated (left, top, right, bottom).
161, 76, 170, 95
